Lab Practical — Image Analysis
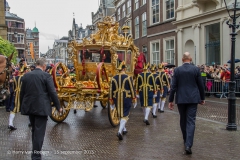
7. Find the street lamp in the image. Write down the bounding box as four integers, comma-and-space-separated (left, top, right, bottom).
224, 0, 240, 131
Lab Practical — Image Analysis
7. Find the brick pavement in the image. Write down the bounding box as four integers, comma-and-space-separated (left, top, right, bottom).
0, 98, 239, 160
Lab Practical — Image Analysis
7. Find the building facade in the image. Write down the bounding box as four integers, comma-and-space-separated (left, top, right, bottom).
0, 0, 7, 39
25, 27, 39, 64
5, 1, 26, 59
114, 0, 178, 65
174, 0, 240, 66
92, 0, 115, 29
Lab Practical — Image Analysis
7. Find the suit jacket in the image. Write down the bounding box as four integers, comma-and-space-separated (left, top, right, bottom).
169, 63, 205, 104
20, 68, 60, 116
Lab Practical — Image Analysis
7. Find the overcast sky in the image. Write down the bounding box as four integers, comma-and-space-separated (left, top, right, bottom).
7, 0, 100, 53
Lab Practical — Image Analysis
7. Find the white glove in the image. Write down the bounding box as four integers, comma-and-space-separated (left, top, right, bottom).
133, 102, 137, 108
110, 104, 115, 110
136, 95, 140, 98
153, 94, 157, 98
168, 88, 171, 92
160, 94, 163, 97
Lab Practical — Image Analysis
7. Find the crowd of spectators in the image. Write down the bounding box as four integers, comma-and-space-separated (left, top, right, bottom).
162, 63, 240, 97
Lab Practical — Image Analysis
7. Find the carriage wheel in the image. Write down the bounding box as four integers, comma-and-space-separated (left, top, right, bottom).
50, 99, 70, 123
100, 95, 108, 108
52, 62, 69, 89
108, 102, 120, 127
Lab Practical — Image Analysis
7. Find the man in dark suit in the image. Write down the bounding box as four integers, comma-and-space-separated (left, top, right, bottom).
168, 52, 205, 155
20, 58, 62, 160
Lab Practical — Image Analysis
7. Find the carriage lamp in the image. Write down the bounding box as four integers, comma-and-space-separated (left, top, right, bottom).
224, 0, 240, 131
122, 26, 130, 34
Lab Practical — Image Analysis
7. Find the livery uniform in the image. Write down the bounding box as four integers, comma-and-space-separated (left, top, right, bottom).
136, 63, 156, 125
109, 61, 136, 140
150, 64, 163, 117
158, 64, 170, 112
8, 65, 27, 130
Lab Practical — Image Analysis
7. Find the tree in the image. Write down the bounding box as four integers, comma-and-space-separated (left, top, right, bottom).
0, 36, 17, 64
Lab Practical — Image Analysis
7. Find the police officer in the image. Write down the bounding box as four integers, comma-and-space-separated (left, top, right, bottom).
158, 63, 170, 113
109, 61, 137, 140
150, 64, 163, 118
136, 63, 157, 125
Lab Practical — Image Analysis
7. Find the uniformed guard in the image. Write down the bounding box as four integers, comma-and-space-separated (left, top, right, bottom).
109, 61, 137, 140
8, 65, 27, 130
136, 63, 157, 125
158, 63, 170, 113
150, 64, 163, 118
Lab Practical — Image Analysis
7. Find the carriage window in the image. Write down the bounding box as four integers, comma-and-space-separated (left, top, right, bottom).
126, 50, 132, 72
117, 51, 125, 63
78, 50, 111, 63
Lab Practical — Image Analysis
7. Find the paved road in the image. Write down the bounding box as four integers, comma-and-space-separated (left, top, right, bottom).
0, 98, 240, 160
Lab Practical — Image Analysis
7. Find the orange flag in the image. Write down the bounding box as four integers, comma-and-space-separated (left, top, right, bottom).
30, 42, 34, 59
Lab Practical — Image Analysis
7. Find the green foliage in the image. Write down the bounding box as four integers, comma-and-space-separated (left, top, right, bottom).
0, 36, 17, 64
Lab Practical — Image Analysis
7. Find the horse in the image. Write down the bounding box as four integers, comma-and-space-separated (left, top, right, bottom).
134, 52, 146, 78
0, 53, 14, 100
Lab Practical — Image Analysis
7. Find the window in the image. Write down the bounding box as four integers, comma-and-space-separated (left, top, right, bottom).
122, 4, 126, 17
135, 17, 139, 39
127, 0, 131, 15
34, 41, 38, 46
17, 35, 24, 43
151, 42, 160, 64
142, 12, 147, 36
142, 0, 146, 5
166, 0, 174, 19
151, 0, 160, 24
118, 8, 121, 20
165, 39, 174, 64
16, 22, 23, 29
7, 34, 12, 42
205, 23, 220, 65
135, 0, 139, 10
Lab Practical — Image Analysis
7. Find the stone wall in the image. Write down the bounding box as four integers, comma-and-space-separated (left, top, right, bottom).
0, 0, 7, 39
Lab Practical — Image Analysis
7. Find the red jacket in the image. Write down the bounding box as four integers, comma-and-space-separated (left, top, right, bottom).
220, 70, 231, 82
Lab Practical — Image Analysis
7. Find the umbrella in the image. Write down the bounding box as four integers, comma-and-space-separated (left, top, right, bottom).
227, 59, 240, 63
165, 64, 176, 68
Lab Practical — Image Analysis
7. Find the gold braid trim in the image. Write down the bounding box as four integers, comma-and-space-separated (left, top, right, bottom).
13, 76, 22, 113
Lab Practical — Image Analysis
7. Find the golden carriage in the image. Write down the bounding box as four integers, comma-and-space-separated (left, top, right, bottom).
50, 17, 139, 126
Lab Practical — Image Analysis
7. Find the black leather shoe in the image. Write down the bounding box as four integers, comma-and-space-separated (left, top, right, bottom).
122, 131, 128, 135
93, 105, 98, 108
185, 147, 192, 155
28, 123, 32, 127
8, 125, 17, 130
160, 110, 164, 113
152, 112, 157, 118
158, 109, 161, 112
143, 119, 150, 125
117, 132, 123, 140
74, 109, 77, 114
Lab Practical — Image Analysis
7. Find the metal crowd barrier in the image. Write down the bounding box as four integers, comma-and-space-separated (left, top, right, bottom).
205, 79, 240, 98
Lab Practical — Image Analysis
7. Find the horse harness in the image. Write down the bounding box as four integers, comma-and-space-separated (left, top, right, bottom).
0, 56, 12, 92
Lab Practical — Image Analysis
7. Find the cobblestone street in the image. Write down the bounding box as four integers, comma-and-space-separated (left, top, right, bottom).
0, 98, 240, 160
